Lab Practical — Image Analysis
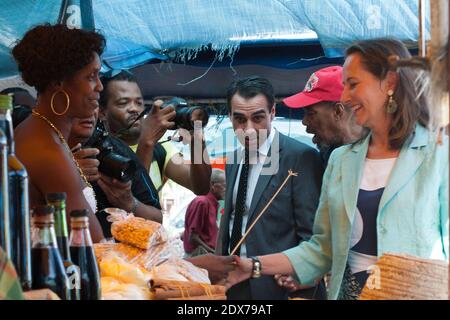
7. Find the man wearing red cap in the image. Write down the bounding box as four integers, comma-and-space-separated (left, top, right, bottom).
283, 66, 365, 166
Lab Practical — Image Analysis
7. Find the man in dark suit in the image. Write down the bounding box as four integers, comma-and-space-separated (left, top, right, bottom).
216, 76, 326, 299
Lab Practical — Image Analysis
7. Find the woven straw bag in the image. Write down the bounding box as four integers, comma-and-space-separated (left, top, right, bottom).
359, 253, 448, 300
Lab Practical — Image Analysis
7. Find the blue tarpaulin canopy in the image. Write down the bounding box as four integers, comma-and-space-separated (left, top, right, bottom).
0, 0, 429, 78
0, 0, 429, 104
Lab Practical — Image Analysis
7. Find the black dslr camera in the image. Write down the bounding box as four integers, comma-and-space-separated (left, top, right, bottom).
161, 97, 209, 131
83, 120, 136, 183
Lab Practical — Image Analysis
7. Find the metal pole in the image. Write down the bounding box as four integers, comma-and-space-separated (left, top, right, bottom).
447, 0, 450, 300
419, 0, 427, 57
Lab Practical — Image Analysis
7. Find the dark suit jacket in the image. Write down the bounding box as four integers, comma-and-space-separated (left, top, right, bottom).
216, 131, 324, 299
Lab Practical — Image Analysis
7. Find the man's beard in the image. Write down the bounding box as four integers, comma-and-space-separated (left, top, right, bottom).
317, 139, 341, 151
120, 126, 141, 144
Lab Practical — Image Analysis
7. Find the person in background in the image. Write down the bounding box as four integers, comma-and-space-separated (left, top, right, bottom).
184, 169, 226, 257
97, 71, 211, 195
283, 66, 366, 166
225, 39, 448, 300
68, 108, 162, 238
12, 24, 104, 242
216, 76, 326, 300
70, 112, 235, 284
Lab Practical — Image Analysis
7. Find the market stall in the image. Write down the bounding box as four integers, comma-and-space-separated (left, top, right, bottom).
93, 209, 226, 300
0, 0, 449, 301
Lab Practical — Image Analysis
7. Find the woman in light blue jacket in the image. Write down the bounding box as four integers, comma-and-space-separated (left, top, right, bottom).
226, 39, 448, 300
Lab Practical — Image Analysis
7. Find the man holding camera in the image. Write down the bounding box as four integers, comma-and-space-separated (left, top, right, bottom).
69, 108, 162, 238
70, 109, 236, 284
97, 71, 211, 195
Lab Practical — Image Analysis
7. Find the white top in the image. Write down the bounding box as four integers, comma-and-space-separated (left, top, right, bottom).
229, 127, 276, 257
359, 158, 397, 191
83, 186, 97, 213
349, 157, 397, 275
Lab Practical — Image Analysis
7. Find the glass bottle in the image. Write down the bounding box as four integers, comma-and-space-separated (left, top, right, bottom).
0, 93, 31, 290
46, 192, 80, 300
31, 205, 70, 300
0, 98, 10, 257
69, 209, 101, 300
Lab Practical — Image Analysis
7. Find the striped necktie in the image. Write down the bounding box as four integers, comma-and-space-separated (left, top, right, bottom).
229, 147, 250, 256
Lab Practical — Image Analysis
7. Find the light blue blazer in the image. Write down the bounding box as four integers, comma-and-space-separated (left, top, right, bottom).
284, 124, 449, 300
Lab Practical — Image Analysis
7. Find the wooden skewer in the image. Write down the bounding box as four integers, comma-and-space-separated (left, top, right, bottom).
230, 169, 299, 256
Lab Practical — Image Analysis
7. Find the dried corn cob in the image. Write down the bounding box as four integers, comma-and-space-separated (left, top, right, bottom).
111, 217, 165, 249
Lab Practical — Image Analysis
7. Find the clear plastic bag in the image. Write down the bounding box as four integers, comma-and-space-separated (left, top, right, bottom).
151, 258, 210, 284
94, 238, 184, 272
105, 208, 168, 250
134, 237, 184, 270
93, 211, 211, 289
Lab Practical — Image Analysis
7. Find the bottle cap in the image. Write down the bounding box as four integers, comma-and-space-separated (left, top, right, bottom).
46, 192, 67, 202
0, 94, 13, 110
32, 205, 55, 224
32, 204, 55, 216
70, 209, 88, 218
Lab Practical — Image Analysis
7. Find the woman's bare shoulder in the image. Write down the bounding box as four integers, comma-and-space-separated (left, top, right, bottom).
14, 120, 75, 181
15, 119, 61, 158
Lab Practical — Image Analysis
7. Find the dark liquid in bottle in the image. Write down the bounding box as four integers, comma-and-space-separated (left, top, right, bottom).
0, 197, 8, 254
10, 171, 32, 290
56, 236, 69, 261
70, 246, 101, 300
8, 173, 19, 267
31, 247, 69, 300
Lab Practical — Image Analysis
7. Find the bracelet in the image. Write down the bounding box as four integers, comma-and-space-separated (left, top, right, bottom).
131, 198, 139, 213
250, 256, 262, 278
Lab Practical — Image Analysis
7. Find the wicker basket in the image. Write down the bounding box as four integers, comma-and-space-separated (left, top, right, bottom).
359, 253, 448, 300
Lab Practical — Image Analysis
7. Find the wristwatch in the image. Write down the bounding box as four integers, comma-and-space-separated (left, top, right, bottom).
250, 256, 262, 278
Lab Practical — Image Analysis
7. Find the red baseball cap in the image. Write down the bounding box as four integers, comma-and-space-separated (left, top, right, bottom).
283, 66, 343, 108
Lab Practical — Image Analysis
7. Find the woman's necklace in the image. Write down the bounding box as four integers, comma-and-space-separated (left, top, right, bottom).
31, 110, 97, 211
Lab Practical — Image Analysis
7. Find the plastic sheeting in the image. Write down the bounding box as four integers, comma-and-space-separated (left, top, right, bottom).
0, 0, 429, 79
294, 0, 429, 56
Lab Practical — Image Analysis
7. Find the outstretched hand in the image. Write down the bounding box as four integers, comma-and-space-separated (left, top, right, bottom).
187, 254, 236, 285
275, 274, 302, 292
224, 256, 253, 290
275, 274, 319, 292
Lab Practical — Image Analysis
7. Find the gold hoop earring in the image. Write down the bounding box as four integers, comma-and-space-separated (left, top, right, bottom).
50, 89, 70, 116
386, 89, 397, 114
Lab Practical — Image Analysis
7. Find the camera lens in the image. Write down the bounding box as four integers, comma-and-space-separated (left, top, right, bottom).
161, 97, 209, 131
175, 106, 209, 131
99, 153, 136, 183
